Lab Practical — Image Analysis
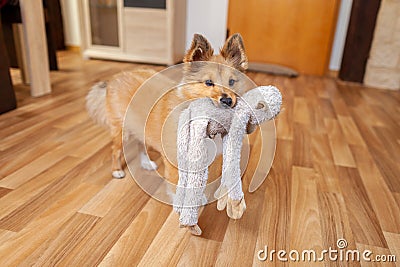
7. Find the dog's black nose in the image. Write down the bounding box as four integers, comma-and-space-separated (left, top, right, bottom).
220, 97, 233, 107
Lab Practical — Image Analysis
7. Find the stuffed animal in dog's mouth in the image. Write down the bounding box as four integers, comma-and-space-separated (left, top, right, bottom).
174, 85, 282, 235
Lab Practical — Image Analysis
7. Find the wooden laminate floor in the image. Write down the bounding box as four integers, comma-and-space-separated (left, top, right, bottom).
0, 51, 399, 266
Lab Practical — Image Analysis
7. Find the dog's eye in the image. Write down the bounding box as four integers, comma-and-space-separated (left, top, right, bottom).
205, 80, 214, 87
229, 79, 236, 86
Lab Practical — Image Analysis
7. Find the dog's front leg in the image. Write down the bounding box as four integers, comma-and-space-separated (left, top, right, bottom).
111, 126, 125, 178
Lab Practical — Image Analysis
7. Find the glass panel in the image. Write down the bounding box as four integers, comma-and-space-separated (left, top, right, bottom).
89, 0, 119, 47
124, 0, 166, 9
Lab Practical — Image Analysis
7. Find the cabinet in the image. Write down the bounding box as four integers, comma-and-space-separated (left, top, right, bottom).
79, 0, 186, 65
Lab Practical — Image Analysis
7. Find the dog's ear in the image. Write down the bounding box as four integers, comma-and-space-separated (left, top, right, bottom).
220, 33, 248, 71
184, 34, 214, 62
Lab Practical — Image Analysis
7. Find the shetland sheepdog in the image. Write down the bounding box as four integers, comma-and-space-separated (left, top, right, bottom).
86, 33, 249, 182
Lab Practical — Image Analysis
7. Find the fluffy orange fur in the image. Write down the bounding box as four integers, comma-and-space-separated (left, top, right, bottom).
87, 33, 249, 181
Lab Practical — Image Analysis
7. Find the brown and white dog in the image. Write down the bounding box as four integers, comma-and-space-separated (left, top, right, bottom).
86, 33, 249, 182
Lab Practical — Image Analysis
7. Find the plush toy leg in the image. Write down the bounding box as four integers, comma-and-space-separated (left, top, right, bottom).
226, 197, 246, 219
215, 186, 228, 211
180, 224, 202, 236
215, 185, 246, 219
216, 113, 248, 219
175, 115, 210, 235
224, 177, 246, 219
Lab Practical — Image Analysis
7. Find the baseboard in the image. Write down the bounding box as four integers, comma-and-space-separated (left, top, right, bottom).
66, 45, 81, 53
248, 62, 298, 77
327, 70, 339, 78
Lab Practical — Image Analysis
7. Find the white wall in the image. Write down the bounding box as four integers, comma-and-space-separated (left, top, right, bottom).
329, 0, 353, 70
185, 0, 229, 53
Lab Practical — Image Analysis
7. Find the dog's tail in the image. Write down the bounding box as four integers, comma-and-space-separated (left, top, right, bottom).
86, 81, 109, 127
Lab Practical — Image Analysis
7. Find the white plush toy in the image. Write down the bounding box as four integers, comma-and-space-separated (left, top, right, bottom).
173, 85, 282, 235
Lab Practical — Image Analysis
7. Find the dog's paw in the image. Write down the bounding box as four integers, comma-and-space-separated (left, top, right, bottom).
141, 160, 158, 171
112, 170, 126, 179
180, 224, 202, 236
140, 152, 158, 170
227, 197, 246, 220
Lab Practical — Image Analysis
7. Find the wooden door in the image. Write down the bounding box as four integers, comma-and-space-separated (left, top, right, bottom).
227, 0, 340, 75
